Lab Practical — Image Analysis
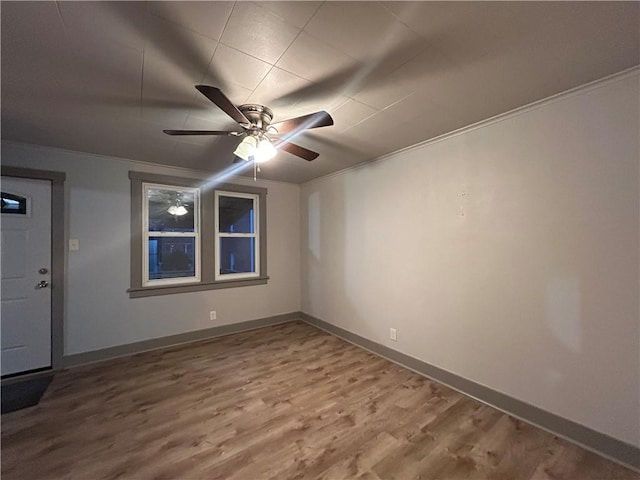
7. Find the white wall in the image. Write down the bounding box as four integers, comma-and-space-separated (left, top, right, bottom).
1, 143, 301, 355
300, 71, 640, 446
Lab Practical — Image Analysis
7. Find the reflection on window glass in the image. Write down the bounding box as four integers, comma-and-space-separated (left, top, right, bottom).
219, 237, 255, 274
1, 193, 27, 215
219, 196, 254, 233
148, 237, 196, 280
147, 187, 196, 232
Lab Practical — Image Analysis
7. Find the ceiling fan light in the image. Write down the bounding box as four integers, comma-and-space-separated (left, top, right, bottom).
255, 139, 277, 163
233, 136, 258, 161
167, 205, 188, 216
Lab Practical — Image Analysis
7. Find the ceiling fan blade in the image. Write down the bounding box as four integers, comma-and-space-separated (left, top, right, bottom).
278, 141, 320, 161
163, 130, 239, 136
271, 111, 334, 134
195, 85, 251, 126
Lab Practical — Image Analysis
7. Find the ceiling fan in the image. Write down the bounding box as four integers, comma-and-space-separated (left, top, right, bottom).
163, 85, 334, 163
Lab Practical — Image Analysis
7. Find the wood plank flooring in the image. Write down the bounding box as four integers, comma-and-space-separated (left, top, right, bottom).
2, 321, 638, 479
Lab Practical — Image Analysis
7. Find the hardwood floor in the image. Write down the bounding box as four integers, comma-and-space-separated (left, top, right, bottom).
2, 321, 638, 479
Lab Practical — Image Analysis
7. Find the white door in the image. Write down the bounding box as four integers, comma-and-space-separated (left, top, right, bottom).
1, 176, 52, 376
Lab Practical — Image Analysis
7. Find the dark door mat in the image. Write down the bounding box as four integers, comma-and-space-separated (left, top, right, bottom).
1, 374, 53, 414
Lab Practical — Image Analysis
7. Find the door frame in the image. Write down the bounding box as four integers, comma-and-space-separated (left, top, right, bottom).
2, 166, 66, 370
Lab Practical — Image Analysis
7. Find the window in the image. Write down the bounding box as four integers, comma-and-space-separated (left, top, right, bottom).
215, 192, 259, 281
128, 172, 267, 298
1, 192, 28, 215
143, 184, 200, 286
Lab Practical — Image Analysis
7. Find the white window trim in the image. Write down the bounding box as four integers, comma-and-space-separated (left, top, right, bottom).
142, 182, 201, 287
214, 190, 260, 281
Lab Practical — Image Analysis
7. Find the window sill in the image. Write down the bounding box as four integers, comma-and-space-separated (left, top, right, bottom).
128, 276, 269, 298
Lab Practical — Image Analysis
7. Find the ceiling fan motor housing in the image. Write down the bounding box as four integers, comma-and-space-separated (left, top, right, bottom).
238, 104, 274, 131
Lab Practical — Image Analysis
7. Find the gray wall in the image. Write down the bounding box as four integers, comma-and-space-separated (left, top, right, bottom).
300, 70, 640, 447
1, 143, 301, 355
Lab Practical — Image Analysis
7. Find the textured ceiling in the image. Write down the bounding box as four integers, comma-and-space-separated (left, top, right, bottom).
1, 1, 638, 183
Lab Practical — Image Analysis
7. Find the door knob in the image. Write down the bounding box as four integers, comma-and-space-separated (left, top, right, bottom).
36, 280, 49, 289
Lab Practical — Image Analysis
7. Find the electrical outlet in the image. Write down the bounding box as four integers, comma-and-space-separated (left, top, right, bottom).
390, 328, 397, 341
209, 311, 217, 321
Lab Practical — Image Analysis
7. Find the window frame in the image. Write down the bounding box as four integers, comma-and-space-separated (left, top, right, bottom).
142, 182, 201, 287
214, 190, 260, 281
128, 172, 268, 298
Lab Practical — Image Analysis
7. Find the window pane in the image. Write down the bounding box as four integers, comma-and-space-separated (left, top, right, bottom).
149, 237, 196, 280
219, 237, 255, 275
1, 193, 27, 215
148, 187, 196, 233
219, 196, 254, 233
